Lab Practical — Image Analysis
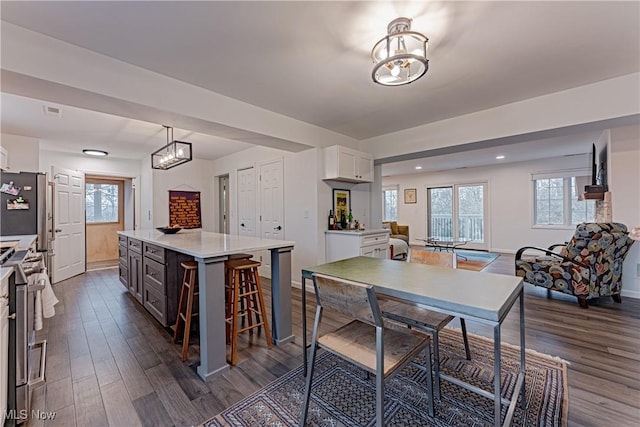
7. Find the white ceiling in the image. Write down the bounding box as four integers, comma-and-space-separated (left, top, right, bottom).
1, 1, 638, 173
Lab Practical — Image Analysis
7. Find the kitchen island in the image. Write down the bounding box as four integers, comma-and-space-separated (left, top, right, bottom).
118, 229, 295, 380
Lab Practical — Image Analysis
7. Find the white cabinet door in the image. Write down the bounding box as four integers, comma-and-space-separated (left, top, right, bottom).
337, 147, 357, 180
357, 151, 374, 182
324, 145, 373, 183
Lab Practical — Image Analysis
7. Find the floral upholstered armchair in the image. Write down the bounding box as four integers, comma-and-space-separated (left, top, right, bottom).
515, 223, 635, 308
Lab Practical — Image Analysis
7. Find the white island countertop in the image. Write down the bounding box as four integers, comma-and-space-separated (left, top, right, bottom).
118, 229, 295, 258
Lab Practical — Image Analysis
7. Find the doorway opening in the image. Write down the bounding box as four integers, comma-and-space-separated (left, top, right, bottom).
85, 175, 132, 271
218, 174, 230, 234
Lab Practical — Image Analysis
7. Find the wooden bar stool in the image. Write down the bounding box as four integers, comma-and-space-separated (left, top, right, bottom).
224, 254, 254, 338
226, 259, 272, 365
173, 261, 199, 361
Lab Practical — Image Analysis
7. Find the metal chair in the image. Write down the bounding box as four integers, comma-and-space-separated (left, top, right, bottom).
378, 248, 471, 400
301, 273, 434, 427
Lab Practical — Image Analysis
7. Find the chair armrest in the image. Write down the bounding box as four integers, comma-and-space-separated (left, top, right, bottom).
515, 246, 589, 268
548, 243, 567, 251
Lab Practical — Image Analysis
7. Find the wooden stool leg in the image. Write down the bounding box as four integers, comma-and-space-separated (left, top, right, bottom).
181, 270, 196, 361
253, 269, 272, 348
230, 269, 241, 365
173, 269, 188, 344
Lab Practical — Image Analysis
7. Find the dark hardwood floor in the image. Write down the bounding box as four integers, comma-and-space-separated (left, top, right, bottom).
26, 253, 640, 426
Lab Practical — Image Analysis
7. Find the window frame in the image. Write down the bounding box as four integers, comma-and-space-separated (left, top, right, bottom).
382, 185, 399, 222
531, 171, 595, 229
85, 179, 122, 224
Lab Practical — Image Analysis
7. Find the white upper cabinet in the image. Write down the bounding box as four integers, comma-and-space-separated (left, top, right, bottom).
324, 145, 374, 183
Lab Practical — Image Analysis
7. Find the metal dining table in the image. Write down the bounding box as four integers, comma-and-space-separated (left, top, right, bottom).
301, 256, 525, 427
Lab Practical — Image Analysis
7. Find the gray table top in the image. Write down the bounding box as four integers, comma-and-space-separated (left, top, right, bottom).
302, 256, 523, 322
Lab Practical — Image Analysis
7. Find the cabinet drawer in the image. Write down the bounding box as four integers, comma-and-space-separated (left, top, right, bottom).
361, 233, 389, 247
361, 243, 388, 258
143, 284, 167, 326
143, 242, 165, 264
143, 257, 165, 294
128, 238, 142, 254
118, 234, 127, 246
119, 262, 128, 287
118, 244, 127, 263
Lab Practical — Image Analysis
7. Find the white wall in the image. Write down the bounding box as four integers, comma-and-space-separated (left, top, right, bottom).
0, 133, 39, 172
210, 146, 322, 286
39, 149, 142, 230
609, 125, 640, 298
151, 158, 214, 230
383, 154, 591, 253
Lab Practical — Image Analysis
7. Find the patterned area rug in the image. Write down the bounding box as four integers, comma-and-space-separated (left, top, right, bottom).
204, 329, 568, 427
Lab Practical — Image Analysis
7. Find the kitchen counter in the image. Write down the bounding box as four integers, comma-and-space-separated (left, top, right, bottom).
118, 229, 295, 258
0, 235, 37, 251
325, 228, 389, 236
118, 229, 295, 381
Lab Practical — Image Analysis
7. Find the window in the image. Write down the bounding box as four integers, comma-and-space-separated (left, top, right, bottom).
533, 175, 595, 226
382, 186, 398, 221
86, 183, 119, 223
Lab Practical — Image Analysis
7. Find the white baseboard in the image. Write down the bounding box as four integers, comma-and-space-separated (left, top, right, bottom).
621, 289, 640, 299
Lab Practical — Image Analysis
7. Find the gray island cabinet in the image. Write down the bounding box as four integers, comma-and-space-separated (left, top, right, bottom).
119, 234, 192, 327
117, 229, 295, 380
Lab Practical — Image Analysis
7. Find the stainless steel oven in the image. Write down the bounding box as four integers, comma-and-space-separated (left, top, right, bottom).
5, 249, 47, 426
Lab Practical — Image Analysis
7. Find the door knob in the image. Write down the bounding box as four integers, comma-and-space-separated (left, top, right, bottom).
241, 223, 245, 227
274, 226, 282, 230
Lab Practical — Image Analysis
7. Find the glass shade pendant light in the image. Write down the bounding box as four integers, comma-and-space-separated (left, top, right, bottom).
151, 125, 193, 170
371, 17, 429, 86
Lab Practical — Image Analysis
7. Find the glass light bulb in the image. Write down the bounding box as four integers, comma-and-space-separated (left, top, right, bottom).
390, 65, 400, 77
178, 148, 184, 156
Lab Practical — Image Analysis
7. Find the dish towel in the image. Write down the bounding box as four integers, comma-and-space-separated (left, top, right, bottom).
39, 268, 59, 319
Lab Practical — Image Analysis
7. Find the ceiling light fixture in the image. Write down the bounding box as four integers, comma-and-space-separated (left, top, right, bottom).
496, 155, 505, 160
151, 125, 192, 170
83, 149, 108, 157
371, 17, 429, 86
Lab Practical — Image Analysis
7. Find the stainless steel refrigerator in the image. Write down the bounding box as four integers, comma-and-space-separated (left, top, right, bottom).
0, 171, 50, 252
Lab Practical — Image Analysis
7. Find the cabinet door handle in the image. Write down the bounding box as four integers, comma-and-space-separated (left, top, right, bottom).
274, 226, 282, 230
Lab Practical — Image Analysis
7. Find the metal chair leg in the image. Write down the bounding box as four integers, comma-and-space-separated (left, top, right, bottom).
460, 318, 471, 360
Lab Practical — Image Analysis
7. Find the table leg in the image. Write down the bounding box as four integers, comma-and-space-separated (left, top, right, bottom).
520, 288, 526, 408
302, 275, 308, 377
269, 247, 295, 345
493, 324, 502, 427
195, 257, 229, 381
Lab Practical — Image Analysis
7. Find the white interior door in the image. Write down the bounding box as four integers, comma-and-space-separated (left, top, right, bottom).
258, 159, 284, 275
237, 167, 256, 237
52, 166, 85, 283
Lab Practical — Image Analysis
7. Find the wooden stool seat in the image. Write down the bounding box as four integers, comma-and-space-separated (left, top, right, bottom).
173, 260, 199, 362
226, 259, 272, 365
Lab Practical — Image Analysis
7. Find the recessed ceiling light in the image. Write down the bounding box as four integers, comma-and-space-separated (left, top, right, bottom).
496, 155, 505, 160
415, 166, 422, 170
83, 149, 108, 157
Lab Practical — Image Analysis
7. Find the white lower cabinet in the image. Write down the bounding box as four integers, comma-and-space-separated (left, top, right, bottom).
325, 229, 390, 262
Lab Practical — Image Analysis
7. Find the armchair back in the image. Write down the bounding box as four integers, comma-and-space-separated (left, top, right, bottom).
565, 223, 634, 293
